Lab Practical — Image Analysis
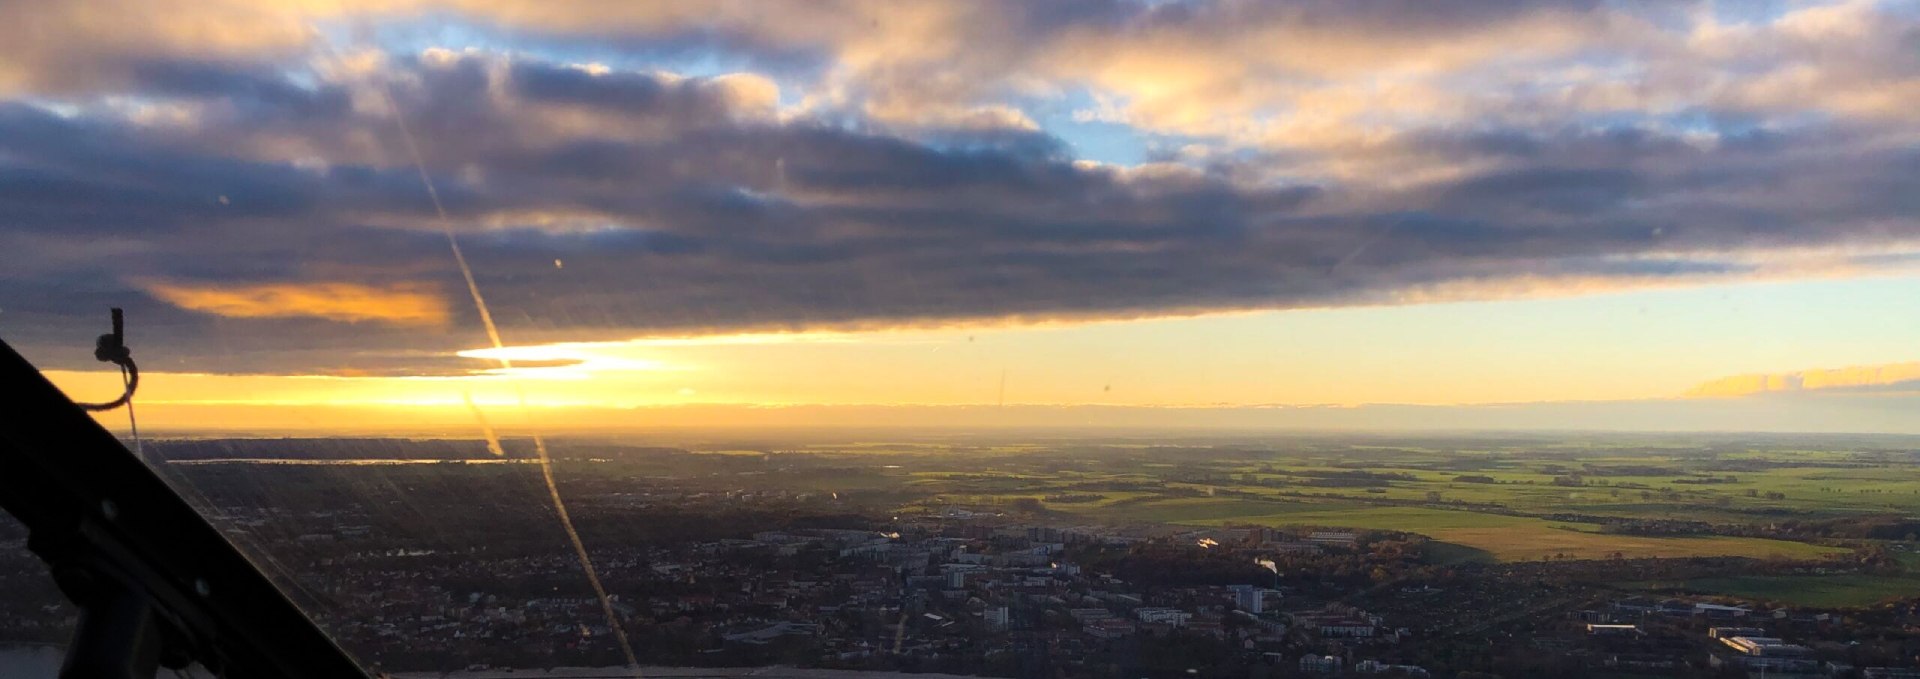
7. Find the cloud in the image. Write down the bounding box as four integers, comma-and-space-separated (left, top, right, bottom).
1687, 362, 1920, 398
1, 50, 1918, 376
0, 5, 1917, 378
143, 280, 451, 326
506, 60, 779, 122
4, 1, 1917, 146
0, 0, 316, 95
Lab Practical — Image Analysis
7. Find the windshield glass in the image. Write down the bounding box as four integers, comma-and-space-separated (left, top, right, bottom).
7, 1, 1920, 677
0, 513, 66, 677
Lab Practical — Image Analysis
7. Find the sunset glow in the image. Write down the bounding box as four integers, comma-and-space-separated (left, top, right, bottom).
3, 0, 1919, 433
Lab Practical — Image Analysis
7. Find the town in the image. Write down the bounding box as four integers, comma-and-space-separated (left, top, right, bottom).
6, 434, 1920, 677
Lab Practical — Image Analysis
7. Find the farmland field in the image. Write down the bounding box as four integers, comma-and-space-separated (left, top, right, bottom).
1164, 503, 1846, 562
1619, 574, 1920, 608
816, 432, 1920, 567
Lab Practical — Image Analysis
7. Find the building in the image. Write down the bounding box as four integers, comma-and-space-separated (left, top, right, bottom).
1694, 602, 1751, 618
1720, 636, 1810, 657
1084, 618, 1137, 639
1307, 531, 1358, 547
1863, 668, 1920, 679
1229, 584, 1264, 614
1709, 653, 1818, 674
1708, 626, 1766, 639
1300, 655, 1343, 673
1264, 541, 1323, 554
1321, 621, 1376, 637
1655, 599, 1695, 616
722, 621, 818, 644
1609, 597, 1657, 615
984, 606, 1009, 630
1069, 608, 1114, 623
1586, 624, 1641, 637
1356, 660, 1430, 676
1135, 607, 1192, 627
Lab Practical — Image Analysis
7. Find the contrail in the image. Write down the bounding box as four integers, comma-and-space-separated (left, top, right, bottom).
379, 79, 641, 673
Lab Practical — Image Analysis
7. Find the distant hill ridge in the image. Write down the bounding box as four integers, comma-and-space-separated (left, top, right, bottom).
146, 437, 533, 461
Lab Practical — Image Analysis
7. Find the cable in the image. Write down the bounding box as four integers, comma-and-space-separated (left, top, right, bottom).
74, 360, 136, 411
121, 363, 142, 458
75, 308, 139, 412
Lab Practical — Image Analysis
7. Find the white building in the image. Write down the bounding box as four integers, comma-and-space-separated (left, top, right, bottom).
1321, 622, 1376, 637
1721, 636, 1810, 657
1300, 655, 1343, 673
1069, 608, 1114, 623
984, 606, 1009, 630
1135, 607, 1192, 627
1307, 531, 1358, 547
1357, 660, 1430, 676
1230, 584, 1265, 614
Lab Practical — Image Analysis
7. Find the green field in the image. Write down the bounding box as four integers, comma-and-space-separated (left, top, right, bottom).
1080, 496, 1351, 523
1158, 502, 1847, 562
1621, 574, 1920, 608
742, 433, 1917, 566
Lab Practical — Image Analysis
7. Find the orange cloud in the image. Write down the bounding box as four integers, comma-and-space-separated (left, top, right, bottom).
1686, 362, 1920, 398
144, 280, 449, 325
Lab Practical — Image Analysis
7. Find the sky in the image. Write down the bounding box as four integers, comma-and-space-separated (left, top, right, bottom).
5, 0, 1920, 432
